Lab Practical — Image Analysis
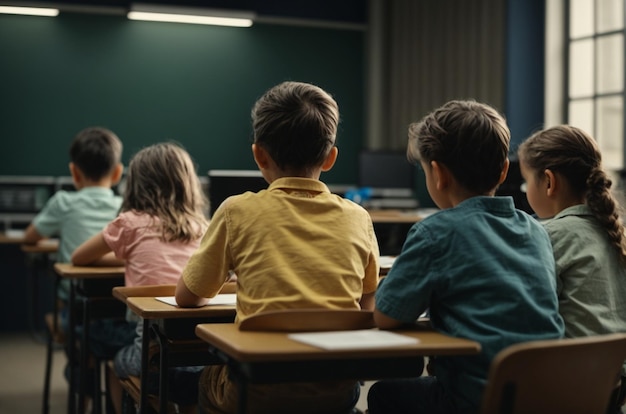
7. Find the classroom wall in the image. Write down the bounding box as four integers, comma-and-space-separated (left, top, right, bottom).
0, 13, 365, 185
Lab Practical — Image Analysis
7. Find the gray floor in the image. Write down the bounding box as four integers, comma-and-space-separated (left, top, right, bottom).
0, 332, 372, 414
0, 332, 68, 414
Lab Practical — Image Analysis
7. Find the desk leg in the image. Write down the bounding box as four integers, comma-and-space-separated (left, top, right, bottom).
67, 281, 76, 414
139, 318, 150, 414
42, 272, 59, 414
79, 296, 88, 414
25, 252, 51, 342
152, 326, 170, 414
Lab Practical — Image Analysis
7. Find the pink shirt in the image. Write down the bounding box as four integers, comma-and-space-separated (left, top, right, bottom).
103, 210, 204, 287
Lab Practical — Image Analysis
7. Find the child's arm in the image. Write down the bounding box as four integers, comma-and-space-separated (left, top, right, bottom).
72, 232, 123, 266
373, 308, 404, 330
23, 223, 44, 244
359, 292, 375, 311
175, 277, 209, 307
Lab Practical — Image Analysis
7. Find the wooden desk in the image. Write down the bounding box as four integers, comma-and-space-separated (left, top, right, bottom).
119, 288, 236, 414
0, 235, 59, 337
195, 323, 481, 414
20, 240, 60, 340
368, 209, 424, 224
0, 229, 60, 249
54, 262, 125, 279
0, 231, 27, 244
54, 263, 125, 414
21, 239, 60, 254
368, 210, 430, 256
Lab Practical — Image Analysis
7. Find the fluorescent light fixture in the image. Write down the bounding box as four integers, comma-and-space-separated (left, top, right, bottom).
0, 5, 59, 16
128, 4, 254, 27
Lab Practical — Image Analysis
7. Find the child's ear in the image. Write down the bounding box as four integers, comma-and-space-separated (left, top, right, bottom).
110, 163, 123, 185
544, 169, 556, 196
498, 159, 510, 185
69, 162, 81, 185
252, 144, 270, 170
321, 147, 338, 172
431, 160, 449, 190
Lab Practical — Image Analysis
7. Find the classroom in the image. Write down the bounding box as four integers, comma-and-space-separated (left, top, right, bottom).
2, 0, 626, 413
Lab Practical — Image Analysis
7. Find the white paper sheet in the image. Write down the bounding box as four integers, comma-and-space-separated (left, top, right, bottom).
155, 293, 237, 307
379, 256, 396, 269
288, 329, 419, 350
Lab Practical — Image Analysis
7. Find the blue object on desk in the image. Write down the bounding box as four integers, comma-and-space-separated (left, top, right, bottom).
344, 187, 373, 205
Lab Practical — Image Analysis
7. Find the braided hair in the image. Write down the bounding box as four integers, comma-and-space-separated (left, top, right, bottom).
518, 125, 626, 262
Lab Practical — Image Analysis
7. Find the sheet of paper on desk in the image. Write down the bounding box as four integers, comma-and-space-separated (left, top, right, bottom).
155, 293, 237, 307
5, 229, 25, 238
379, 256, 396, 269
288, 329, 419, 350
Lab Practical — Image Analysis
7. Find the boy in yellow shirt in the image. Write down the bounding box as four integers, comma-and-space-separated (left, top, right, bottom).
176, 81, 380, 414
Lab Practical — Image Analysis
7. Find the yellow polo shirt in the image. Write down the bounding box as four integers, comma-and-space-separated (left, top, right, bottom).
182, 176, 380, 321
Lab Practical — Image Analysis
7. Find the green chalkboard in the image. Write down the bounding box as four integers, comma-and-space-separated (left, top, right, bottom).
0, 13, 365, 185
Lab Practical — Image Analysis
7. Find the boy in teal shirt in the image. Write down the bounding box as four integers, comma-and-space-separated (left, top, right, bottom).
24, 126, 123, 299
368, 100, 564, 414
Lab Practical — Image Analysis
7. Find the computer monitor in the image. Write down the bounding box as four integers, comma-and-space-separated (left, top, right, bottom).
359, 150, 415, 194
207, 170, 268, 217
358, 151, 418, 209
496, 159, 534, 214
0, 176, 55, 214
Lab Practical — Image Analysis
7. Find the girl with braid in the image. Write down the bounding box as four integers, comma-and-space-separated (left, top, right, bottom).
518, 125, 626, 414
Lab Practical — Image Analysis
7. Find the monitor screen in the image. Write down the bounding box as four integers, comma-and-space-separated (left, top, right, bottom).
359, 151, 415, 192
0, 176, 55, 213
496, 159, 534, 214
207, 170, 268, 217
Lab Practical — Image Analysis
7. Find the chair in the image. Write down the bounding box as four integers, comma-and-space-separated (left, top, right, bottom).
236, 308, 372, 414
480, 333, 626, 414
239, 308, 375, 332
112, 282, 236, 414
42, 308, 64, 414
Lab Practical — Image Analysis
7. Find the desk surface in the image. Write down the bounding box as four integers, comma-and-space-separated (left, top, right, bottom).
0, 232, 60, 253
20, 239, 59, 253
53, 262, 125, 279
368, 210, 423, 224
126, 296, 237, 320
0, 231, 26, 244
195, 323, 481, 362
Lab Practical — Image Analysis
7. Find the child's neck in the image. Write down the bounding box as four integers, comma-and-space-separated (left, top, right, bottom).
75, 178, 113, 190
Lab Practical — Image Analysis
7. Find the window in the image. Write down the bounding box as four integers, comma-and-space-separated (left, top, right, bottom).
566, 0, 624, 169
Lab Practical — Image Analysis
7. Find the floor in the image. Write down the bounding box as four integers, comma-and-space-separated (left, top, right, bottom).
0, 332, 68, 414
0, 331, 372, 414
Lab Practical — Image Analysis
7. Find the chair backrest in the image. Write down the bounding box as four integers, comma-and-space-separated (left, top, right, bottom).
480, 333, 626, 414
239, 309, 375, 332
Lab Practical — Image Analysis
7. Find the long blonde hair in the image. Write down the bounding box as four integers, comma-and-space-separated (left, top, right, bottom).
122, 142, 208, 242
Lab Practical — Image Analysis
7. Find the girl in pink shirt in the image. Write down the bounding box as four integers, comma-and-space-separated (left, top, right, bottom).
72, 142, 208, 414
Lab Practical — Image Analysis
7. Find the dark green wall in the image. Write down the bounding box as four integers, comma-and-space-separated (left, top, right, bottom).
0, 14, 365, 184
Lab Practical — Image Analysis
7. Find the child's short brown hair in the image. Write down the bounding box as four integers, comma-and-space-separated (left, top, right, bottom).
407, 100, 510, 194
69, 127, 122, 181
251, 81, 339, 176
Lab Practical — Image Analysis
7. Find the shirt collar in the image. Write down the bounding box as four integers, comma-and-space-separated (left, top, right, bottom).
77, 186, 115, 196
455, 195, 515, 214
268, 177, 331, 194
552, 204, 592, 220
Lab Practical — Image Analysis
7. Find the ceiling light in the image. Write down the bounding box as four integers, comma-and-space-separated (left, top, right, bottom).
0, 5, 59, 16
127, 3, 254, 27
